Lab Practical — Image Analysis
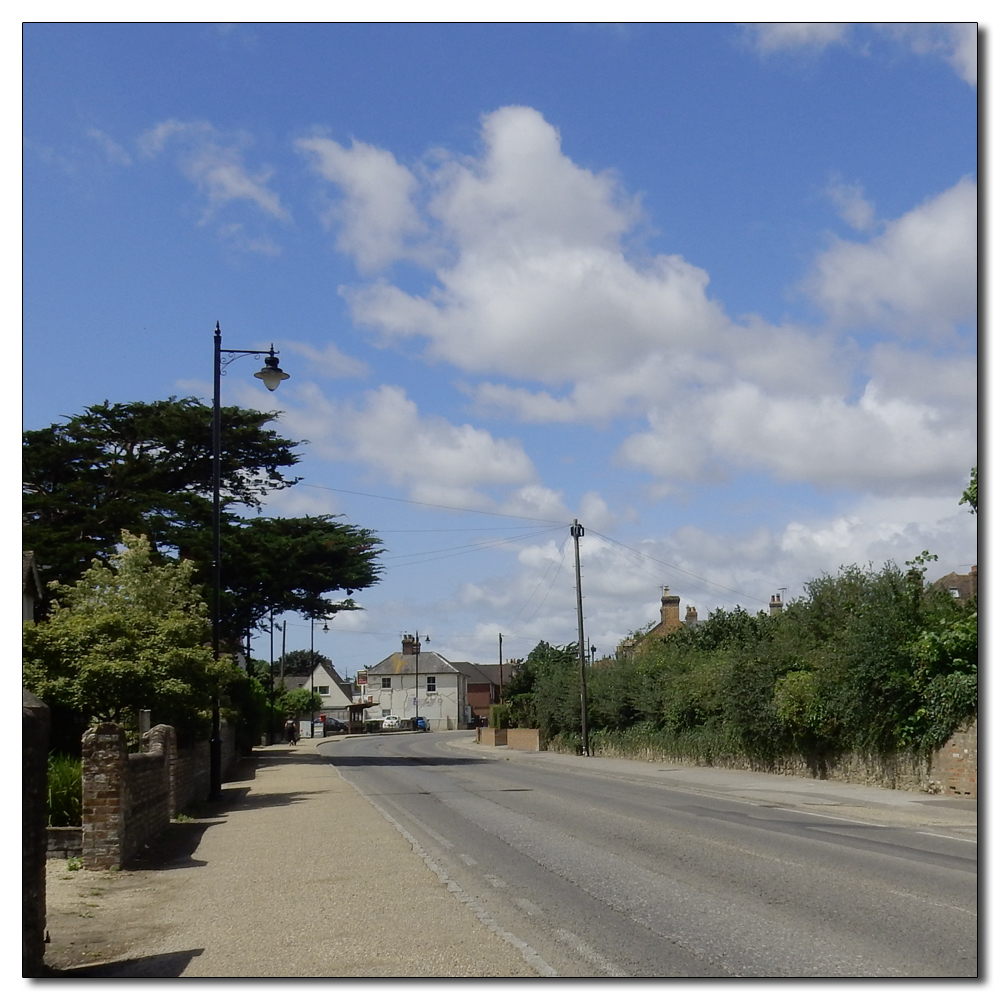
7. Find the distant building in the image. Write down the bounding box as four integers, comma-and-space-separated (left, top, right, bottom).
932, 565, 978, 602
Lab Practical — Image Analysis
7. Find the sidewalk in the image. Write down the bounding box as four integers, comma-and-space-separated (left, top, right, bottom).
42, 740, 539, 978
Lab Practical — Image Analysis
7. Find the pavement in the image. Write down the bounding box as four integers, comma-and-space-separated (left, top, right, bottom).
42, 737, 541, 978
40, 734, 977, 979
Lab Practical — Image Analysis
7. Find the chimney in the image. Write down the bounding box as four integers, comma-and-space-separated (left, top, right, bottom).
769, 595, 783, 616
661, 587, 681, 628
685, 605, 698, 625
401, 634, 420, 656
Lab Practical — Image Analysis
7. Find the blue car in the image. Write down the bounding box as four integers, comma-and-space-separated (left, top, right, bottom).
411, 716, 428, 731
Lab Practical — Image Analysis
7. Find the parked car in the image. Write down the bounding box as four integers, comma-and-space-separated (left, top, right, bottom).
323, 718, 348, 735
409, 716, 428, 731
381, 715, 401, 731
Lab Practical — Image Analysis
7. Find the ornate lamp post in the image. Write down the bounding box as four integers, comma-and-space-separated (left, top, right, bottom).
210, 322, 290, 799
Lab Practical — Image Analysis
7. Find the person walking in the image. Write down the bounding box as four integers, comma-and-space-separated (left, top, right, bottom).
284, 717, 298, 745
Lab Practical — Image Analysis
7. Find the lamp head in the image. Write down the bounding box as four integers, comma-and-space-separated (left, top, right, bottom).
254, 348, 290, 391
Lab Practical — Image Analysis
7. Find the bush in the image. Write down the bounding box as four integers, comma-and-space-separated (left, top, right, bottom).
47, 753, 82, 827
488, 703, 510, 729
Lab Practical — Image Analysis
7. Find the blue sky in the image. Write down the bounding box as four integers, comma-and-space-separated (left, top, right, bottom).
21, 20, 978, 676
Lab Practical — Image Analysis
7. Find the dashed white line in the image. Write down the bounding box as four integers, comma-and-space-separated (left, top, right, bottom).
554, 928, 629, 977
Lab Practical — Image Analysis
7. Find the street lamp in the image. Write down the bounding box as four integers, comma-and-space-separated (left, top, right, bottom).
210, 322, 290, 800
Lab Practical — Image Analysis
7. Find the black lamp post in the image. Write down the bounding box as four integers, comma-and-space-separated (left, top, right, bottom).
210, 322, 289, 800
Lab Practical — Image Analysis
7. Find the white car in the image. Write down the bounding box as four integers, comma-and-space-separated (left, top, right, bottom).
381, 715, 401, 731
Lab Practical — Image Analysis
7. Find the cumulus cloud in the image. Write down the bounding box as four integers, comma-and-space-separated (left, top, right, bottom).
805, 177, 977, 337
305, 106, 975, 499
260, 381, 538, 510
140, 119, 289, 222
619, 377, 975, 495
297, 135, 427, 271
879, 23, 978, 86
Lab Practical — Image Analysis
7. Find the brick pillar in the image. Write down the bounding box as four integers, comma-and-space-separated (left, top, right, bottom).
661, 588, 681, 630
82, 723, 127, 870
22, 690, 50, 977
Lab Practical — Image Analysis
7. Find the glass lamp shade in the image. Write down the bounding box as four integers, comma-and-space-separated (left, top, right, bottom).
254, 356, 290, 391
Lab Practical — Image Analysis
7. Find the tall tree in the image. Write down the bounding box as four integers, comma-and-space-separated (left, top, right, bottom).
23, 398, 383, 642
23, 397, 301, 588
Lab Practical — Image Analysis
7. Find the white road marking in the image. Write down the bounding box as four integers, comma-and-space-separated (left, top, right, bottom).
514, 897, 541, 915
554, 928, 629, 977
484, 874, 507, 888
460, 853, 478, 866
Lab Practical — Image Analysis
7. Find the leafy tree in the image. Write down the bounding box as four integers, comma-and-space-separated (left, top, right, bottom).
22, 531, 226, 744
960, 466, 977, 514
23, 398, 383, 641
275, 686, 323, 719
276, 648, 335, 677
23, 397, 300, 591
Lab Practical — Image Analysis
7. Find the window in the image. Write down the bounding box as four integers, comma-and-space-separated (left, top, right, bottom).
382, 676, 392, 689
382, 709, 391, 718
318, 686, 330, 695
425, 676, 436, 693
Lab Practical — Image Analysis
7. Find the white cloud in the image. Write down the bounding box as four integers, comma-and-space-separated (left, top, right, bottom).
619, 378, 975, 495
825, 178, 875, 231
878, 23, 978, 86
283, 341, 369, 380
265, 381, 538, 510
297, 135, 427, 271
741, 22, 977, 87
742, 23, 850, 54
806, 177, 976, 337
311, 107, 975, 499
140, 119, 289, 222
86, 128, 132, 166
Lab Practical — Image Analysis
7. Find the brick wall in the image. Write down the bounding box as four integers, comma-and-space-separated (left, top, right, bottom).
505, 728, 541, 752
477, 727, 507, 746
80, 721, 239, 869
929, 718, 977, 797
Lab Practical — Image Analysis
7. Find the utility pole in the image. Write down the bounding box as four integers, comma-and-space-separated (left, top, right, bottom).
498, 632, 503, 703
571, 519, 590, 757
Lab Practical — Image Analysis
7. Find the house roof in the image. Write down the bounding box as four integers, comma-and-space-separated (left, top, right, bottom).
281, 663, 354, 708
450, 662, 502, 686
367, 651, 460, 675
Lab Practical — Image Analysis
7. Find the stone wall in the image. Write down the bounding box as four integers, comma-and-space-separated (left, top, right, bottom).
23, 690, 49, 977
582, 717, 978, 798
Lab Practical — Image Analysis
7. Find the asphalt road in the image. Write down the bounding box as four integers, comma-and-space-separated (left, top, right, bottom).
318, 731, 977, 978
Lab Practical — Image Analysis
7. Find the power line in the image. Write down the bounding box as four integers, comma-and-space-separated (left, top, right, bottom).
383, 527, 560, 567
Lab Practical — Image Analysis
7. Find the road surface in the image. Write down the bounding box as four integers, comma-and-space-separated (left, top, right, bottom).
318, 731, 977, 978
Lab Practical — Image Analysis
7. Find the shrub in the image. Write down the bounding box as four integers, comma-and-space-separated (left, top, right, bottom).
48, 753, 82, 827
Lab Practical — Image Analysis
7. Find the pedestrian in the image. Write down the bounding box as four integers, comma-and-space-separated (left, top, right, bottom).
284, 717, 297, 745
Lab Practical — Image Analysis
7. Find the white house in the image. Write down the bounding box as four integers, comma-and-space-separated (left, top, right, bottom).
360, 636, 473, 732
280, 662, 354, 721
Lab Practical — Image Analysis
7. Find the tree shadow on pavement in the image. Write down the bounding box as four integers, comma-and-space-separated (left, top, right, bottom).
49, 948, 204, 978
